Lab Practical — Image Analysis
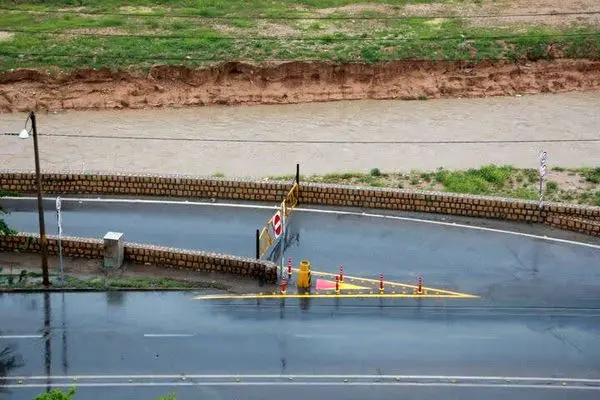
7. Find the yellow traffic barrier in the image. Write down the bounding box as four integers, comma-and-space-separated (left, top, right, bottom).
296, 260, 312, 289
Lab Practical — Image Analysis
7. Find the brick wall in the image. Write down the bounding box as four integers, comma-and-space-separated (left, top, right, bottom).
0, 233, 278, 283
0, 171, 290, 201
1, 171, 599, 237
0, 233, 104, 258
545, 216, 600, 237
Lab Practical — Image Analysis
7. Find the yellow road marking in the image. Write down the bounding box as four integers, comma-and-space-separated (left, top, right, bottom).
316, 279, 369, 290
192, 267, 477, 301
193, 293, 478, 300
306, 269, 472, 297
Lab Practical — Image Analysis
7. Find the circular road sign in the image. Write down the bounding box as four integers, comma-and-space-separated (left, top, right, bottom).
272, 211, 282, 238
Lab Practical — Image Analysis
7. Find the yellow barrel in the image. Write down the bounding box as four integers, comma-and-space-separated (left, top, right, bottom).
296, 259, 312, 289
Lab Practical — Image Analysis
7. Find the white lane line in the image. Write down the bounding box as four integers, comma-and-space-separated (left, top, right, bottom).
4, 374, 600, 384
8, 196, 600, 250
143, 334, 194, 338
0, 335, 42, 339
294, 334, 344, 339
4, 382, 600, 390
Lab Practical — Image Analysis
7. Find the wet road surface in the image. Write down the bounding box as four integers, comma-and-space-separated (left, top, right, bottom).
2, 197, 600, 399
3, 197, 600, 308
1, 292, 600, 399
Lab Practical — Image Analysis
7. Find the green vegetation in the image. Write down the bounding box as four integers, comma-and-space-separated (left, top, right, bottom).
0, 272, 229, 290
434, 164, 513, 194
35, 388, 76, 400
0, 191, 16, 236
0, 0, 598, 71
268, 164, 600, 206
34, 388, 176, 400
580, 167, 600, 184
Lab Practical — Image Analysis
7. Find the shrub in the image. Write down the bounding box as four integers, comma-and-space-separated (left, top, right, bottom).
369, 168, 382, 177
581, 167, 600, 184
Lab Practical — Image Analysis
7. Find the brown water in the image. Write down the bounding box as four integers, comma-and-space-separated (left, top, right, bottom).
1, 93, 599, 176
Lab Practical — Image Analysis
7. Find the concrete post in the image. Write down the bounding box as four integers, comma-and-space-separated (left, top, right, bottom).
103, 232, 124, 269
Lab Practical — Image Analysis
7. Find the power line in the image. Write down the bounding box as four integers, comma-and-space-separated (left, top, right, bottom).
4, 132, 600, 144
2, 29, 598, 42
1, 6, 600, 20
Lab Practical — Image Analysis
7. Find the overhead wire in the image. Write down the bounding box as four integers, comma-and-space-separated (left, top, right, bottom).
3, 133, 600, 144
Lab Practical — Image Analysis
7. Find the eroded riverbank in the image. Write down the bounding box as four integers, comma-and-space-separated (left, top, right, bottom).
2, 60, 600, 113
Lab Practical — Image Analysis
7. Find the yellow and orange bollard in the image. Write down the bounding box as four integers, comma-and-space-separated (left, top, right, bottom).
335, 275, 340, 295
379, 273, 385, 294
280, 277, 288, 295
287, 257, 293, 278
339, 265, 344, 283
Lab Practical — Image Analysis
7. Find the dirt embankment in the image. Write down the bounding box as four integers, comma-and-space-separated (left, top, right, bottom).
1, 60, 600, 112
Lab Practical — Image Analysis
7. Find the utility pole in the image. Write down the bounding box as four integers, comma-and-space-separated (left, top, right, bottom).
30, 112, 50, 287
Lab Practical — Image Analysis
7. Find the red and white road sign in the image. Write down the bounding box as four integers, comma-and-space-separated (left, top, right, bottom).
272, 211, 282, 238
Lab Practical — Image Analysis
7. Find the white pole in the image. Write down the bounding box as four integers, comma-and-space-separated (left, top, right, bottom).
539, 151, 548, 207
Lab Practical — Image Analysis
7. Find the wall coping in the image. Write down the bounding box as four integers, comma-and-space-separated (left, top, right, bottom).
2, 169, 598, 214
2, 232, 277, 269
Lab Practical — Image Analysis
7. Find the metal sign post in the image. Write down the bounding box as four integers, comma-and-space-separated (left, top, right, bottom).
280, 201, 286, 280
539, 151, 548, 207
56, 196, 64, 284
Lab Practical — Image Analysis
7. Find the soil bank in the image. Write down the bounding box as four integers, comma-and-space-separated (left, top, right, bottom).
1, 60, 600, 113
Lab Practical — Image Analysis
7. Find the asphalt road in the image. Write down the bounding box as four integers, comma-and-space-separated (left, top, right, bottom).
3, 197, 600, 308
2, 197, 600, 399
1, 292, 600, 400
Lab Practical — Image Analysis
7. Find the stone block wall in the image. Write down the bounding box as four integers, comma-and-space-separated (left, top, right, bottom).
0, 233, 103, 259
0, 171, 290, 202
0, 233, 278, 283
124, 243, 277, 282
545, 216, 600, 237
1, 171, 599, 237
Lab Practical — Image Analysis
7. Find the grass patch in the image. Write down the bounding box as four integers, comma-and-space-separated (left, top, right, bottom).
434, 164, 513, 195
286, 165, 600, 207
0, 1, 599, 70
0, 273, 229, 290
546, 180, 558, 192
580, 167, 600, 184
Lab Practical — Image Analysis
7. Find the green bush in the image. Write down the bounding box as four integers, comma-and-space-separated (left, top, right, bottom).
435, 170, 490, 195
474, 164, 513, 186
546, 180, 558, 192
35, 388, 76, 400
581, 167, 600, 184
369, 168, 382, 177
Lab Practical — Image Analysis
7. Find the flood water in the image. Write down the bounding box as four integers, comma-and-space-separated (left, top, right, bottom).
1, 92, 599, 176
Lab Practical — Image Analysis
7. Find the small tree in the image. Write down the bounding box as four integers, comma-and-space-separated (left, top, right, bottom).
34, 387, 76, 400
0, 194, 15, 236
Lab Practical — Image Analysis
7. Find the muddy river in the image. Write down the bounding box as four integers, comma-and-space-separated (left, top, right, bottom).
1, 92, 599, 176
